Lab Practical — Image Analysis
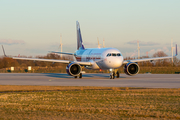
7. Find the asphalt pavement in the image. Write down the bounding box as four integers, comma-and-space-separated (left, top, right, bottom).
0, 73, 180, 88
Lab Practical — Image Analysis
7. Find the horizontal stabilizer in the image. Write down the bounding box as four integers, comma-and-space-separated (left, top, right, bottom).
49, 51, 75, 55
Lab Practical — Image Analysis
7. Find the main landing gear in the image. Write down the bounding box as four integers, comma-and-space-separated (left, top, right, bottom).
109, 69, 120, 79
74, 73, 82, 78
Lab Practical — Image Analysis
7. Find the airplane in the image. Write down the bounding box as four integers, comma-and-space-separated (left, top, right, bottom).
2, 21, 178, 79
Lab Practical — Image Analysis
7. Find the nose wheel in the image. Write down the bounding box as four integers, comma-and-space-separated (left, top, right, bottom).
110, 72, 115, 79
109, 69, 120, 79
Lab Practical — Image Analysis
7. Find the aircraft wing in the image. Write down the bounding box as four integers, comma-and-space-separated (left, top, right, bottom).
123, 56, 174, 64
12, 57, 92, 66
2, 45, 91, 66
123, 44, 178, 64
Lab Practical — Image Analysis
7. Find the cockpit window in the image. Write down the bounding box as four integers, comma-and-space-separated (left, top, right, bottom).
112, 53, 116, 56
117, 53, 121, 56
107, 53, 111, 56
107, 53, 121, 57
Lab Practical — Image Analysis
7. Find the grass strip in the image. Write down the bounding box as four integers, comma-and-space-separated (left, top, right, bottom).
0, 85, 179, 120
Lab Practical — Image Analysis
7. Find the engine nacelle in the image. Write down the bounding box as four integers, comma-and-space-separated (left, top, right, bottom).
124, 62, 140, 76
66, 62, 82, 76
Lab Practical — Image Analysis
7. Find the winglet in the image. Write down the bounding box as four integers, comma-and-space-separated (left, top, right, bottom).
175, 44, 178, 56
2, 45, 7, 57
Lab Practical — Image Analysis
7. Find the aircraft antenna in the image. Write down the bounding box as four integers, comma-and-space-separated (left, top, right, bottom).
103, 38, 105, 48
137, 40, 140, 59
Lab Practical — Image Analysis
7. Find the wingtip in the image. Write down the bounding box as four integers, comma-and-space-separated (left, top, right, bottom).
2, 45, 7, 57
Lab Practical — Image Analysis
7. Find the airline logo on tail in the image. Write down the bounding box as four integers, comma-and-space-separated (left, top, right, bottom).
76, 21, 85, 50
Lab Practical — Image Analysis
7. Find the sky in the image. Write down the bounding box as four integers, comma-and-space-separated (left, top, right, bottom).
0, 0, 180, 59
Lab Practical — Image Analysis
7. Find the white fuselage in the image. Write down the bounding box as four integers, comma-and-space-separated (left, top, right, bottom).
75, 48, 124, 70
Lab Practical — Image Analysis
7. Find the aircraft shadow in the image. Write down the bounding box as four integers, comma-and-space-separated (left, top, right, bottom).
42, 73, 72, 78
42, 73, 126, 79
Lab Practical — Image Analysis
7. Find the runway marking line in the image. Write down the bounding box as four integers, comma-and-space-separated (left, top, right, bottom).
48, 77, 180, 81
48, 78, 112, 81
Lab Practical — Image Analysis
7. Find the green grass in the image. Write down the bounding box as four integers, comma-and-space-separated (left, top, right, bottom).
0, 86, 180, 119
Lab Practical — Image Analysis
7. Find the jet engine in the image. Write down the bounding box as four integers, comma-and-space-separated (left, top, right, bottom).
66, 62, 82, 76
124, 62, 140, 76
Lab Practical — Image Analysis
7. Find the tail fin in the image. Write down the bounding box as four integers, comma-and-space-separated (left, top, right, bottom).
76, 21, 85, 50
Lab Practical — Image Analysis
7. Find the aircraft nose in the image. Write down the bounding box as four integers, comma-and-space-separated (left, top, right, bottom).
106, 57, 123, 68
114, 57, 123, 68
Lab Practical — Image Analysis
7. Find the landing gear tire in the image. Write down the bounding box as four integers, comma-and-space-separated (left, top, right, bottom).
110, 75, 114, 79
79, 73, 82, 78
74, 76, 77, 78
116, 71, 119, 78
110, 72, 115, 79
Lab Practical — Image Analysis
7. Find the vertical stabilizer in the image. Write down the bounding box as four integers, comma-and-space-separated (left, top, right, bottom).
76, 21, 85, 50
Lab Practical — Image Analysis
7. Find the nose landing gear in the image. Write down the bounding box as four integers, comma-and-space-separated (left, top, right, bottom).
109, 69, 120, 79
110, 72, 115, 79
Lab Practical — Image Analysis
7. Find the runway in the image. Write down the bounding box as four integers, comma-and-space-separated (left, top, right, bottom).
0, 73, 180, 88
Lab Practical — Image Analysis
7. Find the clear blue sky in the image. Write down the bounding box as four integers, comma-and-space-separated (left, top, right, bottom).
0, 0, 180, 58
